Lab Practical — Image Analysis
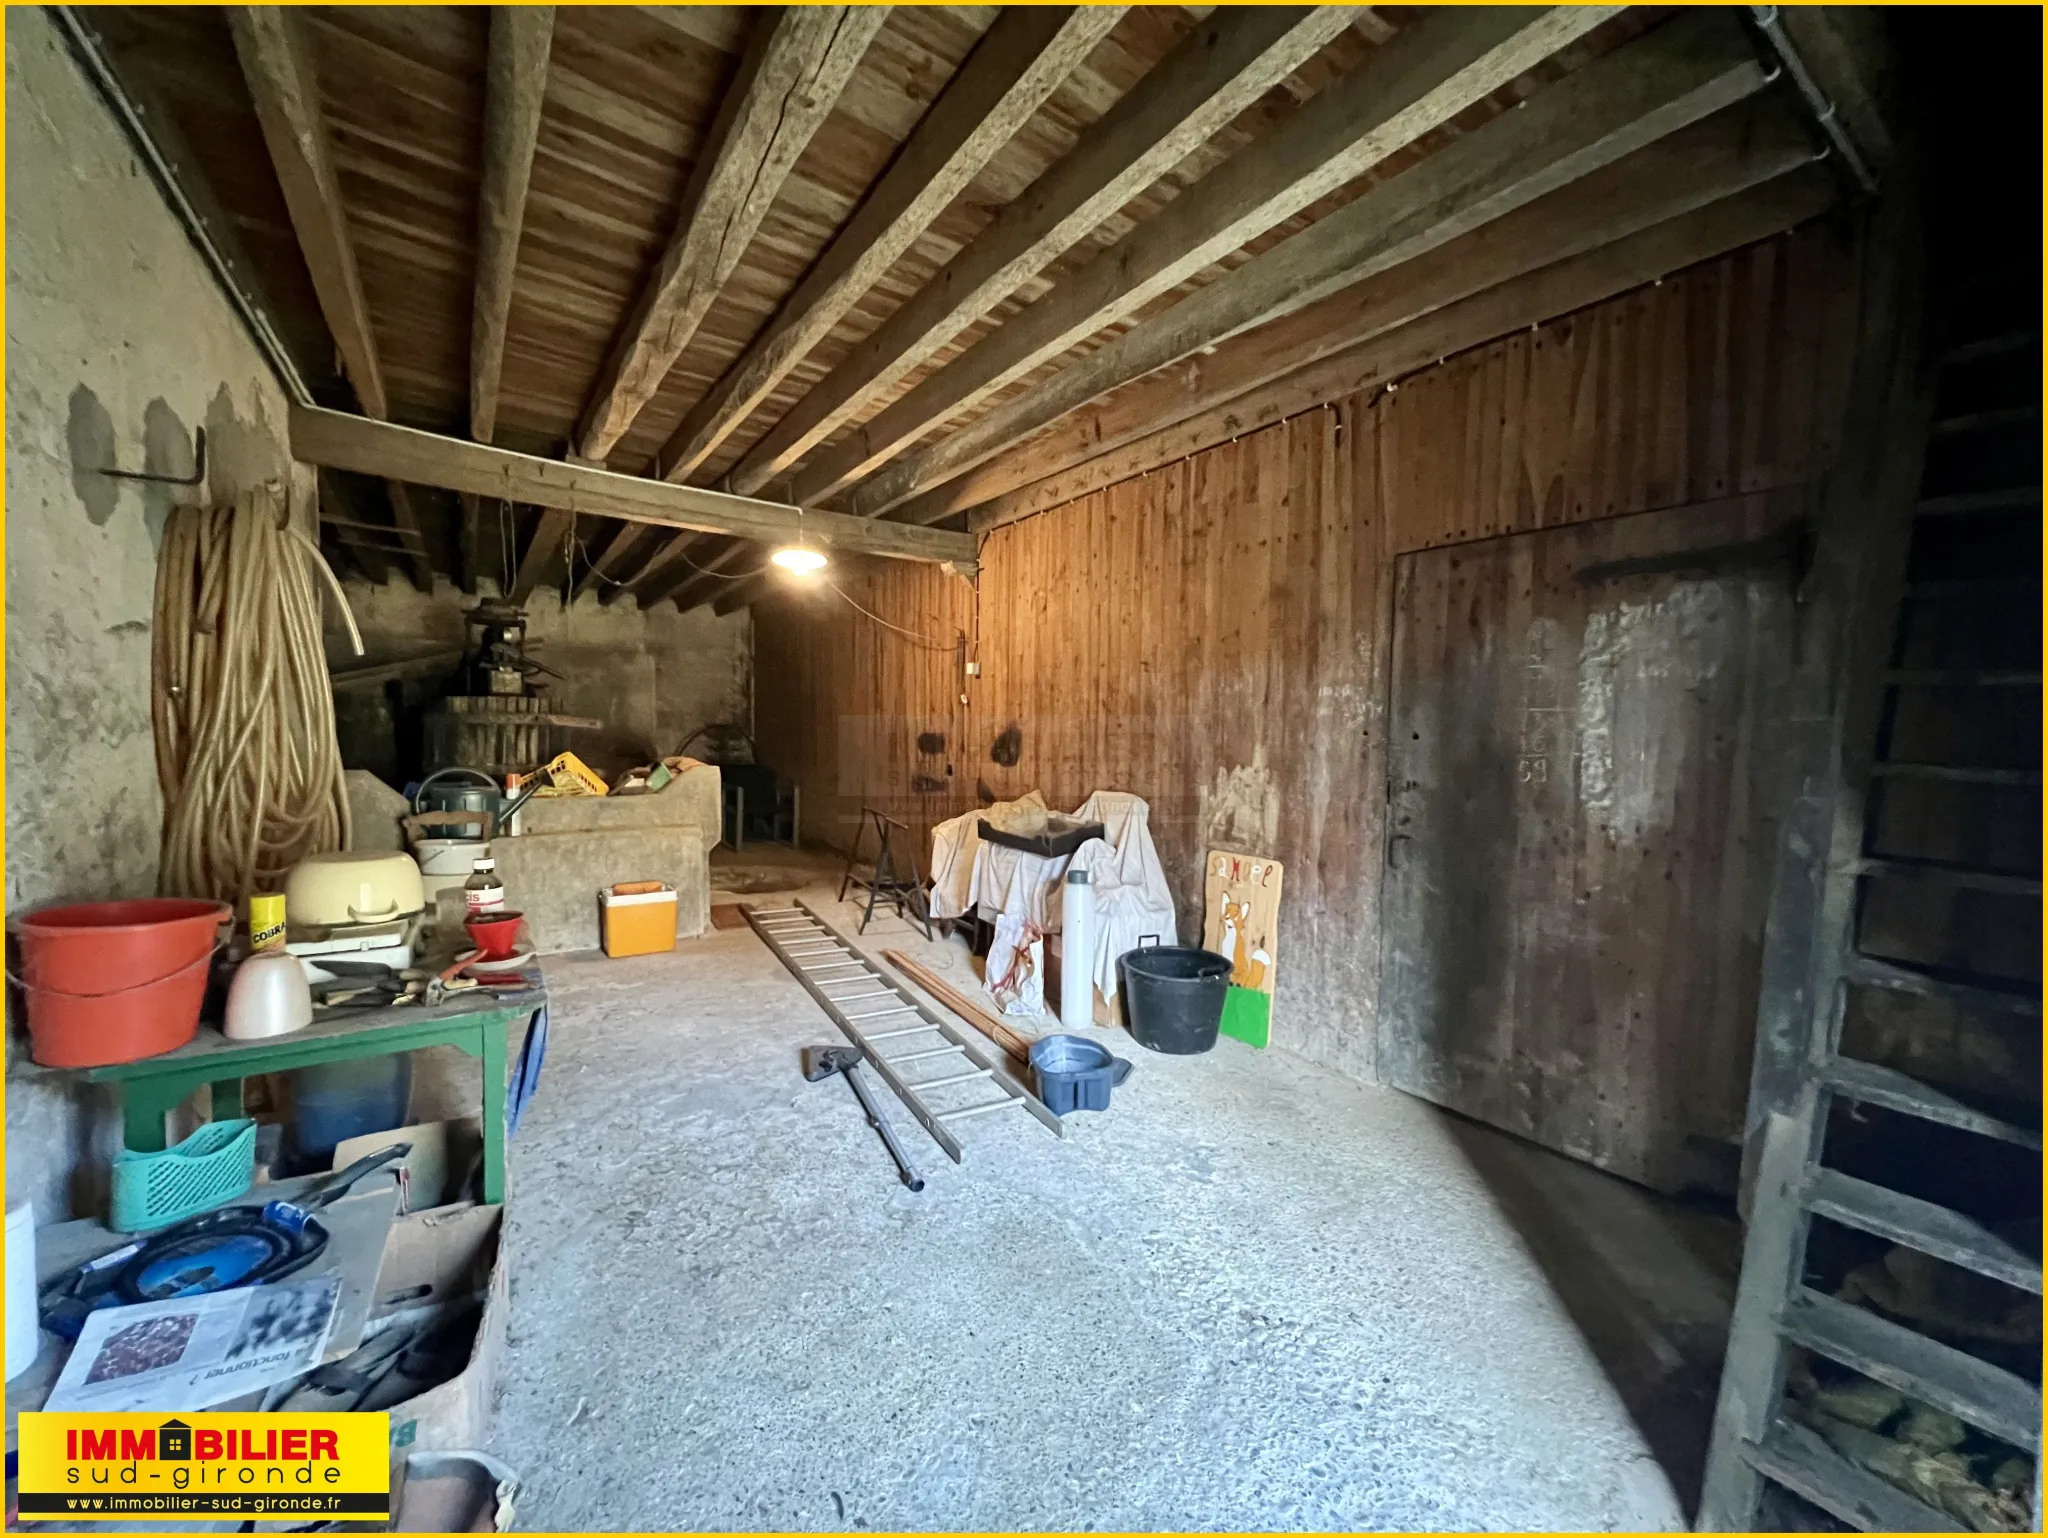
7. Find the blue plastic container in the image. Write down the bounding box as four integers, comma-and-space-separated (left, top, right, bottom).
1029, 1034, 1132, 1115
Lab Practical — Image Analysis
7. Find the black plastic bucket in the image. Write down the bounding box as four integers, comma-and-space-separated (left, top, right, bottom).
1119, 945, 1231, 1054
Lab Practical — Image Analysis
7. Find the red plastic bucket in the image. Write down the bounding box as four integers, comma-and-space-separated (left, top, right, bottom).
12, 899, 229, 1067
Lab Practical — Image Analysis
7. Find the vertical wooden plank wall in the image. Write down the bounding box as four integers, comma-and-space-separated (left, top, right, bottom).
751, 226, 1859, 1083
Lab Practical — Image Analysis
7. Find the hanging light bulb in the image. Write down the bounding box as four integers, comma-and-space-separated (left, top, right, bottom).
771, 544, 827, 574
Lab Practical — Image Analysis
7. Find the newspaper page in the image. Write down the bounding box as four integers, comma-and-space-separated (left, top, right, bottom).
45, 1274, 340, 1414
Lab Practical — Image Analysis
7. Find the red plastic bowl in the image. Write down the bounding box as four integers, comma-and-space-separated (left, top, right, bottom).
464, 911, 524, 961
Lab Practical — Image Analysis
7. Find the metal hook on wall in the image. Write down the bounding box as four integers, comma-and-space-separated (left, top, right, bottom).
96, 425, 207, 486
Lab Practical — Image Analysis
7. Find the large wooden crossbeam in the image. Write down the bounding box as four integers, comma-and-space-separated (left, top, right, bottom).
287, 406, 975, 567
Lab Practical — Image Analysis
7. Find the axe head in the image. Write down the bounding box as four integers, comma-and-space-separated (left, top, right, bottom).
802, 1044, 862, 1082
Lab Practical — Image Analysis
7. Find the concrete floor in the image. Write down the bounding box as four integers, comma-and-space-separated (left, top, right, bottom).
486, 871, 1739, 1531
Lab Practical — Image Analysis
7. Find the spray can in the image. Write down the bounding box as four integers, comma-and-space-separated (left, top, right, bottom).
248, 893, 288, 952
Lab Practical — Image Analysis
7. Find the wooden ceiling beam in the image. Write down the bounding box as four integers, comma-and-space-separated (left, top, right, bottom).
721, 5, 1357, 497
786, 5, 1620, 507
843, 10, 1772, 522
574, 6, 887, 463
471, 5, 554, 446
288, 404, 976, 566
966, 151, 1838, 536
231, 6, 433, 591
903, 98, 1826, 530
508, 508, 571, 605
652, 6, 1127, 486
229, 6, 384, 419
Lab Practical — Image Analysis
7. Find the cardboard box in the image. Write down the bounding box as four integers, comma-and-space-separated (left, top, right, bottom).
366, 1202, 507, 1464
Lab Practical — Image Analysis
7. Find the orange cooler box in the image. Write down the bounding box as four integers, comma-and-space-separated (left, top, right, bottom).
599, 885, 678, 957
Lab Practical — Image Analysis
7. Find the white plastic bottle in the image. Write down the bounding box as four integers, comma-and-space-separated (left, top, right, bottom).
1061, 866, 1094, 1031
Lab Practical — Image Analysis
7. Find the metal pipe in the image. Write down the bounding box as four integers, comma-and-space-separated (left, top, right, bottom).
48, 7, 315, 405
841, 1064, 924, 1193
1750, 6, 1879, 195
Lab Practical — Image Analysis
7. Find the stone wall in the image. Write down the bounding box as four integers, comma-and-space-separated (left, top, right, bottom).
4, 9, 317, 1220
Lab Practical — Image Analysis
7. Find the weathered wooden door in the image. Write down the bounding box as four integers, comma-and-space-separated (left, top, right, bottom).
1377, 493, 1804, 1191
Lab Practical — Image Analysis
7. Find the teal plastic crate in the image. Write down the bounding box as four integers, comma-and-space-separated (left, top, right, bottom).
110, 1117, 257, 1232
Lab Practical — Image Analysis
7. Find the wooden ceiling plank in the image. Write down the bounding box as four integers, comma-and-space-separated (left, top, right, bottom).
722, 5, 1358, 496
653, 6, 1128, 486
289, 404, 976, 566
963, 155, 1839, 536
788, 5, 1620, 506
908, 97, 1825, 528
845, 9, 1772, 521
472, 5, 555, 445
228, 7, 388, 421
573, 6, 889, 462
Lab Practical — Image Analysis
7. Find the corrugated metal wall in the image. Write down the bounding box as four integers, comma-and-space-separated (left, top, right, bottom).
752, 224, 1860, 1085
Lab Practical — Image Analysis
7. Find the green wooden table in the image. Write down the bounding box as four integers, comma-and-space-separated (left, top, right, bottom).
45, 987, 542, 1205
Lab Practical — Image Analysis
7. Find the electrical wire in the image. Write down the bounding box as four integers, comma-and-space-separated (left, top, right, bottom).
152, 484, 353, 905
825, 577, 957, 650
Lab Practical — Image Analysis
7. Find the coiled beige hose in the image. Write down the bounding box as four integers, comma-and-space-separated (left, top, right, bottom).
152, 483, 355, 905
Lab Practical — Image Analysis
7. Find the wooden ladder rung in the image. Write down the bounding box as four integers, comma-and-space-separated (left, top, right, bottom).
1867, 761, 2041, 786
1777, 1288, 2041, 1453
1846, 856, 2042, 896
1881, 668, 2042, 688
1743, 1419, 1965, 1533
1824, 1058, 2042, 1151
1841, 955, 2041, 1018
1804, 1168, 2043, 1293
1926, 405, 2040, 437
1907, 575, 2041, 599
1941, 329, 2040, 367
1915, 486, 2042, 517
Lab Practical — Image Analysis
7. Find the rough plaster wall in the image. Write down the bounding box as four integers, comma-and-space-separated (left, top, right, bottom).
328, 579, 752, 783
4, 9, 315, 1220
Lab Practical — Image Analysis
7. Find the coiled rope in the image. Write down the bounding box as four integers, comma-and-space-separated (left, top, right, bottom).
152, 483, 356, 904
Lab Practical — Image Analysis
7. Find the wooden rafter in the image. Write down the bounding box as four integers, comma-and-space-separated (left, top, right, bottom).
651, 5, 1128, 486
471, 5, 553, 446
719, 5, 1357, 497
909, 101, 1827, 531
702, 150, 1835, 618
961, 162, 1837, 537
288, 405, 975, 567
508, 509, 571, 605
784, 4, 1622, 507
574, 6, 887, 463
230, 6, 432, 591
840, 10, 1771, 522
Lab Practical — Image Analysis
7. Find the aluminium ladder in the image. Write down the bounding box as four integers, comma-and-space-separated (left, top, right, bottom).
745, 901, 1063, 1161
1698, 270, 2043, 1528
